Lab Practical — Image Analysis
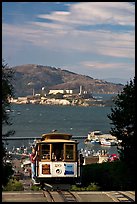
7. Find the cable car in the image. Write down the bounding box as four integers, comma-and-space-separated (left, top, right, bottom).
34, 132, 81, 185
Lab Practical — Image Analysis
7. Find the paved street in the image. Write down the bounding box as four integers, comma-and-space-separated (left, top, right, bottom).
2, 191, 135, 202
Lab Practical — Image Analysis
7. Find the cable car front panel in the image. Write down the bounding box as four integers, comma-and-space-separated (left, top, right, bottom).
37, 161, 78, 178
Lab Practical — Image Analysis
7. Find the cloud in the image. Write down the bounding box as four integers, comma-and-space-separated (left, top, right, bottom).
30, 2, 134, 59
2, 20, 135, 60
2, 2, 135, 70
80, 61, 134, 71
60, 61, 135, 80
81, 60, 134, 79
37, 2, 134, 26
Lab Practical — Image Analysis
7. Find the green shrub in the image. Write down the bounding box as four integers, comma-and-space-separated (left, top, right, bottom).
30, 185, 41, 191
85, 182, 100, 191
81, 161, 135, 190
71, 182, 100, 191
3, 178, 24, 191
2, 163, 14, 188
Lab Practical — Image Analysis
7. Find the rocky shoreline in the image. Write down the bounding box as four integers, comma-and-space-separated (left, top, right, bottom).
10, 96, 112, 107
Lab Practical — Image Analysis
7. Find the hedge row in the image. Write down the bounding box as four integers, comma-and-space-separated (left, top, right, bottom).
81, 161, 135, 190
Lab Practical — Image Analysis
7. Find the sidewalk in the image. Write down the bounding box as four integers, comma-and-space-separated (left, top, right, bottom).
2, 191, 47, 202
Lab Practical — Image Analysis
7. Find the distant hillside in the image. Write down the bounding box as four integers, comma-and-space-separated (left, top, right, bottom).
11, 64, 124, 97
102, 77, 129, 85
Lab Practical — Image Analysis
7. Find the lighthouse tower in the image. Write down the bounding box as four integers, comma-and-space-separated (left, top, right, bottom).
79, 85, 82, 95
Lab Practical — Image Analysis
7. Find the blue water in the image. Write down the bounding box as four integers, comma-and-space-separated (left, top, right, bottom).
3, 102, 118, 154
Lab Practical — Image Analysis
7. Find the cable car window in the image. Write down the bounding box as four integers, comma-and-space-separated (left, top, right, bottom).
52, 143, 64, 161
65, 144, 75, 161
41, 144, 50, 160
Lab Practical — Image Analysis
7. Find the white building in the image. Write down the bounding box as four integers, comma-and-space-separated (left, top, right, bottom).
49, 90, 64, 95
49, 89, 73, 95
65, 90, 73, 94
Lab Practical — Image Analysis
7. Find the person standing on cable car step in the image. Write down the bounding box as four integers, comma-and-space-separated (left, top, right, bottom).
30, 147, 37, 182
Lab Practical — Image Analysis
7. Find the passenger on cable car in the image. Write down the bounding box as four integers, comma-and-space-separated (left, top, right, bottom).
52, 148, 63, 161
30, 147, 37, 181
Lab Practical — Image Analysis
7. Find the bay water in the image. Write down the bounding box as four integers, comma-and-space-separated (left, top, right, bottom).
3, 100, 118, 154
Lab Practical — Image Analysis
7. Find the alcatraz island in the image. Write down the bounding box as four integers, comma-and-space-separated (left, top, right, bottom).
10, 85, 116, 107
9, 64, 124, 107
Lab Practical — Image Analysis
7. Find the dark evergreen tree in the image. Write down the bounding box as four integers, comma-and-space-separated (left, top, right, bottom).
2, 60, 15, 188
108, 78, 135, 169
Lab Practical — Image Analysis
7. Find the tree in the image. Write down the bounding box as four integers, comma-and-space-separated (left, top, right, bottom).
108, 78, 135, 169
2, 60, 15, 188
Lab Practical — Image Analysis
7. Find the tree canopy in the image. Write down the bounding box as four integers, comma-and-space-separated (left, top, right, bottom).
2, 60, 14, 126
108, 78, 135, 168
2, 60, 15, 187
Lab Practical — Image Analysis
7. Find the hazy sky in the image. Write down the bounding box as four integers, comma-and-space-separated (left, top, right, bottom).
2, 2, 135, 83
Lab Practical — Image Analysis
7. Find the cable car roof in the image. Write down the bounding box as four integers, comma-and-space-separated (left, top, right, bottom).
37, 139, 78, 144
41, 132, 73, 140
